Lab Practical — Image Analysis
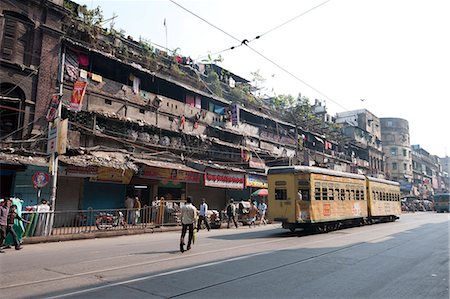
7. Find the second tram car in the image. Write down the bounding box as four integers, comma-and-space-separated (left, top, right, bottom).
268, 166, 401, 232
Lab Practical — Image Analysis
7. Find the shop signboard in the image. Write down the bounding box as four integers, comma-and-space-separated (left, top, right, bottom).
249, 157, 266, 170
204, 168, 245, 189
140, 166, 200, 184
62, 165, 98, 178
246, 174, 268, 188
90, 167, 134, 184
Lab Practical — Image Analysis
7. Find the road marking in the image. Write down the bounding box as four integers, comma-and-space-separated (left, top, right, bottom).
1, 216, 443, 291
47, 251, 269, 299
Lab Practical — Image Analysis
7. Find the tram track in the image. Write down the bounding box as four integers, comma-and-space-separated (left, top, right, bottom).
0, 215, 439, 298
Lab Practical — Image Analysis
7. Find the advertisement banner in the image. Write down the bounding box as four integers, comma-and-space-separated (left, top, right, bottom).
245, 174, 268, 188
70, 81, 87, 112
46, 94, 60, 122
249, 157, 266, 170
140, 166, 200, 184
204, 168, 245, 189
58, 119, 68, 155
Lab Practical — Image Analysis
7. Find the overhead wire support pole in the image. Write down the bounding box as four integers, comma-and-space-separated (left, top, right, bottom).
49, 45, 65, 212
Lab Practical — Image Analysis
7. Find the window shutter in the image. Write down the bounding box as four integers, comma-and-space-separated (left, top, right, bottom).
2, 18, 17, 61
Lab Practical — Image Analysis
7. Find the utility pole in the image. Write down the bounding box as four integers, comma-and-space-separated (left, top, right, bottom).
49, 47, 65, 212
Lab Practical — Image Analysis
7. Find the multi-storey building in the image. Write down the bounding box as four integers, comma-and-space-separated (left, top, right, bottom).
380, 117, 413, 195
411, 145, 442, 199
335, 109, 384, 176
1, 0, 365, 211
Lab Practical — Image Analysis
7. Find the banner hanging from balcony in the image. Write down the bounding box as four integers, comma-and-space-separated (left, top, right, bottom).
204, 167, 245, 189
70, 81, 87, 112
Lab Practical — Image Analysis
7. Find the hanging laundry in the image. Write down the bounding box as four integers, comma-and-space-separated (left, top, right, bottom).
78, 54, 89, 67
132, 75, 140, 94
79, 69, 88, 80
229, 77, 236, 88
65, 49, 79, 81
91, 73, 102, 83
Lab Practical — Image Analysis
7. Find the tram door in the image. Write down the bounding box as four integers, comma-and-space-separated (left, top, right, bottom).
296, 175, 311, 222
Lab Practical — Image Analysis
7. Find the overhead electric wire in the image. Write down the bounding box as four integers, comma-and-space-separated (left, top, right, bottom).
169, 0, 348, 111
194, 0, 330, 62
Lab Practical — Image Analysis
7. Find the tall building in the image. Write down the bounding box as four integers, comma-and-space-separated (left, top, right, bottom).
335, 109, 384, 176
380, 118, 413, 194
411, 144, 440, 199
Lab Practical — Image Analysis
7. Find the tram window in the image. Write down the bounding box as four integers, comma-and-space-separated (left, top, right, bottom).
275, 189, 287, 200
334, 189, 339, 200
345, 190, 350, 200
328, 189, 334, 200
298, 189, 310, 201
350, 190, 355, 201
340, 189, 345, 200
322, 188, 328, 200
315, 188, 321, 200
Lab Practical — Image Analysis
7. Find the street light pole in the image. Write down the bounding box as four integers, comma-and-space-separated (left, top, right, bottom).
49, 47, 65, 211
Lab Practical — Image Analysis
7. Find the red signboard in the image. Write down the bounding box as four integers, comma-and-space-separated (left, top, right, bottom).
204, 168, 245, 189
140, 166, 200, 184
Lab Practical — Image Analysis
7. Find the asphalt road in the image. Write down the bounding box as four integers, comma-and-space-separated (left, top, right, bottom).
0, 212, 448, 299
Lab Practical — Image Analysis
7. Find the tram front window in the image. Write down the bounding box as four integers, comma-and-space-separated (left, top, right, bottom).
275, 189, 287, 200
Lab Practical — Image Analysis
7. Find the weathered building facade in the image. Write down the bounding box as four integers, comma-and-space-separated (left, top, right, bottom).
1, 0, 395, 211
380, 118, 413, 195
335, 109, 384, 176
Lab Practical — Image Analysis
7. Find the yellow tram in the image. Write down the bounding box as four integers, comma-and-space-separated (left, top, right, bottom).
267, 166, 401, 232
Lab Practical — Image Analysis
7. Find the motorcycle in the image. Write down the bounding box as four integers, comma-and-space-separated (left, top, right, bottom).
95, 211, 125, 230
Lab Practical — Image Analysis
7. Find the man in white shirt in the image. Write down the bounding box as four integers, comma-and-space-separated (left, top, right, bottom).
180, 196, 197, 252
197, 198, 211, 232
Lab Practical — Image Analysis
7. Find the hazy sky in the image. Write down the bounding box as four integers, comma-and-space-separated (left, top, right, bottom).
76, 0, 450, 157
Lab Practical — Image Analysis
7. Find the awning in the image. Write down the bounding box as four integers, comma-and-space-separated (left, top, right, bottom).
59, 151, 138, 171
0, 153, 48, 167
132, 158, 201, 173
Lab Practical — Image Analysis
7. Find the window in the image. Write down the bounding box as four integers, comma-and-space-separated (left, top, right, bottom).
390, 147, 397, 156
403, 149, 407, 156
350, 190, 355, 201
105, 99, 112, 105
403, 163, 407, 171
392, 162, 397, 170
328, 188, 334, 200
1, 12, 34, 66
340, 189, 345, 200
139, 108, 145, 114
275, 189, 287, 200
356, 190, 360, 200
298, 189, 310, 201
315, 188, 321, 200
322, 187, 328, 201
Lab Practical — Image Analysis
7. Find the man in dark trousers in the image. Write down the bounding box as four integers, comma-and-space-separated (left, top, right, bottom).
0, 198, 12, 253
197, 198, 211, 232
5, 204, 30, 250
226, 198, 238, 229
180, 196, 197, 252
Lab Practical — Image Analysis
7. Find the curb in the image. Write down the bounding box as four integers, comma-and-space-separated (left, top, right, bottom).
22, 226, 182, 244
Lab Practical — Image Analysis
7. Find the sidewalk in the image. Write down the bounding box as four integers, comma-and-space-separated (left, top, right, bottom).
22, 225, 182, 244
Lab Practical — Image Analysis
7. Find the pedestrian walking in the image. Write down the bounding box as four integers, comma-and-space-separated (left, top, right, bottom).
124, 196, 134, 224
226, 198, 238, 229
248, 200, 258, 228
4, 204, 30, 250
0, 198, 11, 253
180, 196, 197, 252
197, 198, 211, 232
133, 196, 142, 224
258, 200, 267, 225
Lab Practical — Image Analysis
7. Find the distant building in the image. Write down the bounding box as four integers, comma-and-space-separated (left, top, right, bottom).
335, 109, 384, 176
380, 118, 413, 194
411, 144, 440, 199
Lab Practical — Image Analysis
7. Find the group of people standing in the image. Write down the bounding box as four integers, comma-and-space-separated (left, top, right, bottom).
225, 198, 267, 229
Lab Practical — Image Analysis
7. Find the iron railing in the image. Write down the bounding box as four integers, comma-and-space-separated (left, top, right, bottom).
21, 204, 182, 237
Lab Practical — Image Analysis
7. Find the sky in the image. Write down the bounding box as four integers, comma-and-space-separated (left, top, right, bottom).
76, 0, 450, 157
